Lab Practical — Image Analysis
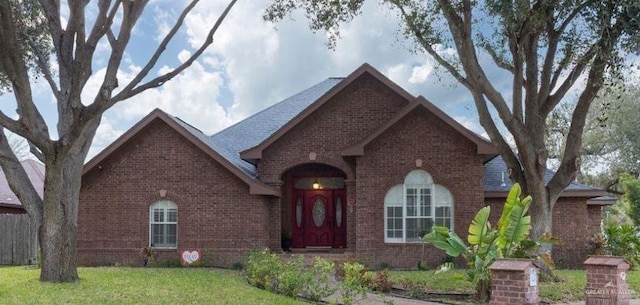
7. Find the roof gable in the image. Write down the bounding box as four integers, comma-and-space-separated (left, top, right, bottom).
82, 109, 279, 196
239, 63, 416, 162
341, 96, 497, 158
209, 78, 342, 175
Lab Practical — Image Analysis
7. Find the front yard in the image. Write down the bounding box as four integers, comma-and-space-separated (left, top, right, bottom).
0, 267, 307, 305
1, 266, 638, 304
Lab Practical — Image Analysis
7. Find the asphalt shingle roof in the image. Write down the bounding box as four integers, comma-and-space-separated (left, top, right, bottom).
170, 76, 601, 195
0, 159, 45, 206
207, 78, 343, 178
483, 155, 601, 192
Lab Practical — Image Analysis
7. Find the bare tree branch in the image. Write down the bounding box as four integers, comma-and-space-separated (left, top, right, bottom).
548, 19, 625, 196
392, 3, 470, 88
539, 1, 591, 102
27, 40, 60, 99
0, 129, 43, 224
109, 0, 238, 105
543, 43, 599, 116
28, 141, 45, 163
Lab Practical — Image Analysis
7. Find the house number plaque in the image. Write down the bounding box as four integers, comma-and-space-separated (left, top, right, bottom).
529, 267, 538, 287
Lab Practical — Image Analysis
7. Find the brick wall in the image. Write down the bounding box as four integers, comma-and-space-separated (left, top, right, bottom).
259, 73, 411, 252
485, 197, 602, 269
356, 106, 485, 268
78, 119, 273, 267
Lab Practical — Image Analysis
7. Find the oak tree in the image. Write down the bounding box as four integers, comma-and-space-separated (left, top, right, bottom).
0, 0, 236, 282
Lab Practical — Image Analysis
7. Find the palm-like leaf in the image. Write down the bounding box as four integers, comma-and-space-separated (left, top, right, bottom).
498, 196, 532, 253
468, 206, 491, 246
498, 182, 521, 230
423, 225, 468, 257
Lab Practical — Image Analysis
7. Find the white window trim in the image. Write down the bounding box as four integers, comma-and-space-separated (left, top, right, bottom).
384, 170, 454, 243
149, 200, 178, 249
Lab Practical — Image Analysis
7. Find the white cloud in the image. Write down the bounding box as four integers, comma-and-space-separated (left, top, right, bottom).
408, 64, 434, 84
88, 116, 124, 158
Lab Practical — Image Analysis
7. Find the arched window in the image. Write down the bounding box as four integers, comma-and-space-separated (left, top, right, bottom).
384, 170, 454, 243
150, 200, 177, 248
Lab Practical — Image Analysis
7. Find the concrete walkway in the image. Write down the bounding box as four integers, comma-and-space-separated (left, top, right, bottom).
324, 293, 640, 305
324, 290, 449, 305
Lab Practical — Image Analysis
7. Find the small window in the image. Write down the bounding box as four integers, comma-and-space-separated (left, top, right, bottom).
384, 170, 454, 243
150, 200, 177, 248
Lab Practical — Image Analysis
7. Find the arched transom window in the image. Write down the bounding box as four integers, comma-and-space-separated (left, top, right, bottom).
150, 200, 177, 248
384, 170, 454, 243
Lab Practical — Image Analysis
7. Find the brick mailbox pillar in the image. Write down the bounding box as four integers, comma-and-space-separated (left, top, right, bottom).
489, 259, 540, 305
584, 256, 631, 305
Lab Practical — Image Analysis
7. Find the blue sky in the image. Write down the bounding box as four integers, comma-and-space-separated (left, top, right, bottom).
2, 0, 617, 161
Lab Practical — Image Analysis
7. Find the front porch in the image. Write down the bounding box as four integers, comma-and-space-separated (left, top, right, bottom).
279, 163, 355, 252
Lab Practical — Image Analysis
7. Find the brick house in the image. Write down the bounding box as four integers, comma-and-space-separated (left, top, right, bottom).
78, 64, 612, 268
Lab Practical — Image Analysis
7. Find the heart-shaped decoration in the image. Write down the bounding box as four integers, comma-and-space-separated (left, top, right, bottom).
180, 249, 201, 266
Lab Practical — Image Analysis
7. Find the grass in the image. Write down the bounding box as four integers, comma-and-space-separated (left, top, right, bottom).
389, 269, 640, 303
0, 266, 308, 305
388, 270, 475, 293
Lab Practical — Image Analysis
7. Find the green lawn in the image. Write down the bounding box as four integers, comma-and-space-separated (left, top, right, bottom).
0, 267, 308, 305
389, 269, 640, 303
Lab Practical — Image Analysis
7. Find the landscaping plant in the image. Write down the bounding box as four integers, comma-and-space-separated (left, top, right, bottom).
336, 262, 370, 305
245, 248, 336, 301
422, 183, 555, 301
603, 224, 640, 268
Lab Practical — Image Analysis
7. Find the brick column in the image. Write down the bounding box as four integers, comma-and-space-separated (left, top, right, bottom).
584, 256, 631, 305
489, 259, 540, 305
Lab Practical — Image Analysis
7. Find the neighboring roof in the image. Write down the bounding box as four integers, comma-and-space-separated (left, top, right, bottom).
239, 63, 416, 162
0, 159, 44, 209
586, 196, 617, 206
341, 96, 497, 159
82, 109, 279, 196
209, 78, 343, 176
483, 156, 608, 198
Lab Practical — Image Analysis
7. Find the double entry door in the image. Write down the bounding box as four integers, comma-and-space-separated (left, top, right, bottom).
291, 189, 346, 248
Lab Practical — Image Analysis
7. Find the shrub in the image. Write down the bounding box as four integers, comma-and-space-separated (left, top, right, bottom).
276, 256, 306, 298
231, 262, 244, 271
365, 270, 393, 293
603, 224, 640, 268
339, 262, 369, 305
299, 258, 337, 302
245, 249, 336, 301
246, 248, 282, 290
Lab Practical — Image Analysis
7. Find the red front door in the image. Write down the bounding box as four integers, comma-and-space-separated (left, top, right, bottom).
304, 190, 333, 247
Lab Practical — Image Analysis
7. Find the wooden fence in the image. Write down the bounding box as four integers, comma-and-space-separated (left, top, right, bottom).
0, 214, 38, 265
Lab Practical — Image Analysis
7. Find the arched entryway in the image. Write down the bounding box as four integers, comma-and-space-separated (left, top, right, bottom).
283, 163, 347, 249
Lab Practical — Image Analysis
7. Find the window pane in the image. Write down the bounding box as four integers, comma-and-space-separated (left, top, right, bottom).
420, 188, 432, 217
166, 224, 177, 246
167, 209, 177, 222
406, 219, 419, 241
153, 209, 163, 222
151, 224, 163, 246
407, 188, 417, 216
394, 219, 402, 229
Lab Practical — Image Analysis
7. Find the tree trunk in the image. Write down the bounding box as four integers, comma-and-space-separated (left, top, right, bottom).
527, 180, 552, 243
38, 117, 100, 282
39, 156, 83, 282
